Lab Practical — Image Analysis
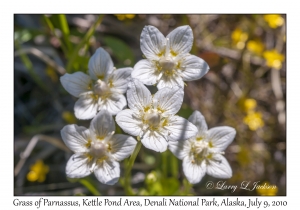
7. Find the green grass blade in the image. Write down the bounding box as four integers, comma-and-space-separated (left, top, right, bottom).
58, 14, 72, 51
66, 15, 104, 73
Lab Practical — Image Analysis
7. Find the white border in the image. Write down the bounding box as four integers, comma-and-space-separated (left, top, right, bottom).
3, 0, 298, 209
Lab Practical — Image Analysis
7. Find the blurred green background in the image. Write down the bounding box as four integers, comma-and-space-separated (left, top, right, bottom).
14, 14, 286, 196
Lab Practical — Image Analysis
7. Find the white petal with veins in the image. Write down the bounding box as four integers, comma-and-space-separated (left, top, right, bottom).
157, 75, 184, 89
142, 130, 168, 153
90, 110, 115, 139
61, 125, 90, 153
132, 59, 158, 85
60, 72, 91, 97
166, 25, 193, 55
206, 154, 232, 179
168, 139, 191, 160
109, 67, 133, 94
127, 79, 152, 112
66, 154, 94, 178
207, 126, 236, 152
166, 115, 198, 141
180, 55, 209, 81
94, 159, 120, 185
116, 109, 143, 137
141, 25, 166, 61
99, 93, 127, 116
110, 134, 137, 161
74, 93, 98, 120
188, 110, 208, 137
182, 156, 206, 184
88, 48, 113, 80
153, 86, 183, 116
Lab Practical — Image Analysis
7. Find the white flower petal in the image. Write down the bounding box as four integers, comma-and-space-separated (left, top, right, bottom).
153, 85, 183, 116
140, 25, 166, 60
61, 125, 90, 153
60, 72, 91, 97
206, 154, 232, 179
127, 79, 152, 112
99, 93, 126, 115
183, 156, 206, 184
141, 130, 168, 152
116, 109, 143, 137
166, 25, 193, 55
132, 59, 158, 85
165, 116, 198, 142
88, 48, 114, 80
66, 154, 94, 178
207, 126, 236, 151
90, 110, 115, 139
110, 134, 137, 161
168, 139, 191, 160
188, 110, 208, 137
157, 74, 184, 89
94, 159, 120, 185
74, 93, 98, 120
180, 55, 209, 81
109, 67, 133, 94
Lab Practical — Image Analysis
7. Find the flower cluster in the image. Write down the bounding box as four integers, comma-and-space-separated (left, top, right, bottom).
60, 25, 236, 186
241, 98, 264, 131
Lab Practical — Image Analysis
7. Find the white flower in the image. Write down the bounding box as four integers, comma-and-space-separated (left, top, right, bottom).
116, 79, 197, 153
132, 25, 209, 89
169, 110, 236, 184
61, 110, 137, 185
60, 47, 132, 120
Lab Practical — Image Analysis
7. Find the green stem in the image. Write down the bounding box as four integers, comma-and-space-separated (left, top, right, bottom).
124, 140, 142, 195
43, 15, 68, 55
15, 41, 49, 92
58, 14, 72, 51
183, 178, 193, 195
162, 151, 168, 178
66, 15, 104, 73
79, 178, 101, 196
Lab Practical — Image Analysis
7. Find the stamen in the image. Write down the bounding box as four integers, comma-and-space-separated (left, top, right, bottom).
93, 80, 110, 96
157, 72, 163, 82
107, 131, 115, 139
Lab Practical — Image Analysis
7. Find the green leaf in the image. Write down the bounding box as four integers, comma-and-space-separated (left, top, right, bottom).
58, 14, 72, 51
66, 15, 104, 73
177, 103, 194, 118
161, 177, 180, 195
103, 36, 135, 68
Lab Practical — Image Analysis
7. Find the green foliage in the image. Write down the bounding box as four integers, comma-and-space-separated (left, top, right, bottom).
103, 36, 135, 68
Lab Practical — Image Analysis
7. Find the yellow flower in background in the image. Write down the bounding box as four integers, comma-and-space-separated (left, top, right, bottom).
114, 14, 135, 21
247, 40, 264, 55
244, 98, 257, 112
62, 111, 77, 124
231, 28, 248, 49
264, 15, 284, 29
239, 98, 257, 113
27, 160, 49, 182
256, 182, 278, 196
243, 111, 264, 131
46, 66, 58, 82
263, 49, 285, 70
